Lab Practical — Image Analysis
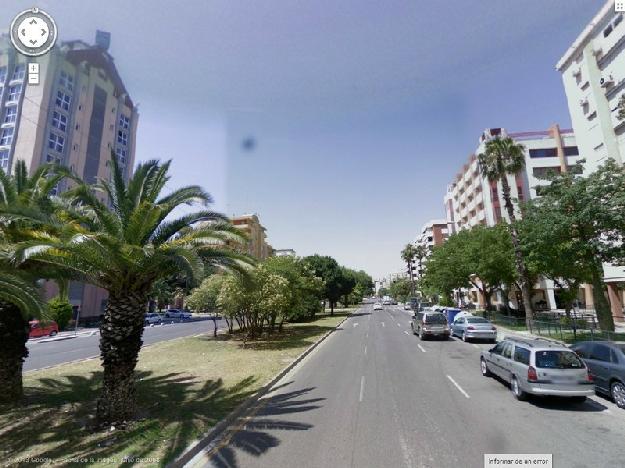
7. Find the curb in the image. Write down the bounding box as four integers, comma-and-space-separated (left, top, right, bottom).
170, 313, 353, 468
35, 335, 77, 343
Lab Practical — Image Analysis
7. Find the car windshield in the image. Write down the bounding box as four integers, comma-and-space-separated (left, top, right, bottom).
425, 314, 447, 324
535, 351, 584, 369
466, 318, 489, 324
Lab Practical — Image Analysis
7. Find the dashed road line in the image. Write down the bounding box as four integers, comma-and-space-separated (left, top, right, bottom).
364, 345, 367, 355
359, 376, 365, 402
447, 375, 470, 399
417, 344, 426, 353
397, 323, 401, 327
381, 322, 385, 327
403, 330, 409, 335
472, 344, 480, 349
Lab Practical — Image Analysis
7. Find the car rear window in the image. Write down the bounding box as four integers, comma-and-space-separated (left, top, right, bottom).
466, 317, 489, 324
425, 314, 447, 324
535, 351, 584, 369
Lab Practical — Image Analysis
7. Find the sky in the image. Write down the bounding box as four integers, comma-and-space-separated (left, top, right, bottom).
1, 0, 606, 279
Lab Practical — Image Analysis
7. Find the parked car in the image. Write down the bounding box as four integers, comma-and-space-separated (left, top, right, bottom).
373, 303, 383, 311
144, 313, 162, 326
570, 341, 625, 409
480, 336, 594, 402
411, 311, 450, 340
164, 309, 192, 320
382, 300, 391, 305
403, 303, 412, 310
452, 316, 497, 343
29, 320, 59, 339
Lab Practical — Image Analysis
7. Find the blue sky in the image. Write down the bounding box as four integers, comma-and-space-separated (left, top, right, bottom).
1, 0, 605, 278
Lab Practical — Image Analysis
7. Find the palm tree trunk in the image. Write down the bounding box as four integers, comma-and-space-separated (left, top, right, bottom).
96, 291, 148, 425
500, 176, 534, 328
0, 301, 29, 403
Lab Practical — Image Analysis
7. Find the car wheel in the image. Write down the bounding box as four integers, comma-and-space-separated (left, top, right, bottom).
611, 381, 625, 409
49, 330, 58, 337
511, 376, 527, 401
419, 328, 425, 340
480, 358, 491, 377
462, 331, 468, 342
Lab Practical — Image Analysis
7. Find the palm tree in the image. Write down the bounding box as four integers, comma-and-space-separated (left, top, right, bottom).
13, 155, 250, 424
401, 244, 417, 296
478, 136, 534, 327
0, 161, 77, 403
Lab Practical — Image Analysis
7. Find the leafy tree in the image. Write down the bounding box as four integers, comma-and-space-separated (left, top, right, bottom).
522, 159, 625, 330
47, 297, 73, 330
302, 255, 344, 314
421, 226, 515, 310
186, 275, 225, 314
377, 287, 389, 298
254, 266, 292, 333
218, 273, 252, 333
389, 277, 412, 303
339, 267, 357, 306
0, 161, 77, 402
401, 244, 417, 294
478, 137, 534, 325
12, 155, 250, 424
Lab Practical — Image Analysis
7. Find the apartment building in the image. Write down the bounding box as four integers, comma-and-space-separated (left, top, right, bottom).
410, 219, 448, 280
0, 31, 138, 320
231, 214, 274, 261
445, 126, 580, 233
557, 0, 625, 321
444, 126, 582, 310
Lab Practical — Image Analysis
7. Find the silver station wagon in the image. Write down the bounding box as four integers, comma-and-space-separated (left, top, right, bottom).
480, 336, 594, 402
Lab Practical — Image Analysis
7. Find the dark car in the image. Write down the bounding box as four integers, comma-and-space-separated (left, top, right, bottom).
411, 311, 450, 340
570, 341, 625, 409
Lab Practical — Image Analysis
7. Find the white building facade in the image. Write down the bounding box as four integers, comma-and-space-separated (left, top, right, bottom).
556, 0, 625, 321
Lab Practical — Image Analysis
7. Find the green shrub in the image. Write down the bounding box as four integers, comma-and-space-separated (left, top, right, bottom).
48, 297, 73, 330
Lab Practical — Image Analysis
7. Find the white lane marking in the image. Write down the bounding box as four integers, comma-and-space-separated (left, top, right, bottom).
403, 330, 409, 335
447, 375, 470, 399
364, 345, 367, 355
359, 376, 365, 402
353, 323, 358, 328
397, 323, 401, 327
472, 344, 480, 349
381, 322, 385, 327
417, 344, 426, 353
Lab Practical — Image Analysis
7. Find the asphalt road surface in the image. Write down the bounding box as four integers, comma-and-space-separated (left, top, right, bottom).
201, 304, 625, 468
25, 318, 227, 371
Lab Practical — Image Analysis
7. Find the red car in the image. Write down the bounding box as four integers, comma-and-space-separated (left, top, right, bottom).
29, 320, 59, 339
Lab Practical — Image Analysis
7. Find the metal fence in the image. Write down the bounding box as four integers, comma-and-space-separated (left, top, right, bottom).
480, 310, 624, 343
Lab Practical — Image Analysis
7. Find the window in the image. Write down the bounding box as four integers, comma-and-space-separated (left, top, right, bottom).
563, 146, 579, 156
572, 343, 592, 359
466, 317, 489, 324
45, 154, 62, 164
7, 84, 22, 102
615, 14, 623, 27
424, 313, 447, 324
517, 185, 523, 201
0, 67, 6, 83
529, 148, 558, 158
513, 346, 530, 365
59, 70, 74, 91
117, 130, 128, 146
115, 147, 127, 164
0, 127, 14, 146
491, 341, 505, 355
56, 91, 71, 111
11, 64, 25, 81
0, 149, 8, 169
502, 342, 513, 359
119, 114, 130, 129
51, 111, 67, 132
535, 350, 584, 369
590, 344, 612, 362
532, 167, 561, 179
4, 106, 17, 124
48, 132, 65, 152
604, 24, 613, 37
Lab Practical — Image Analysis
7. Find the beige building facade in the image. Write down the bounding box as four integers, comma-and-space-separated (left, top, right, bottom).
231, 214, 274, 261
0, 32, 138, 320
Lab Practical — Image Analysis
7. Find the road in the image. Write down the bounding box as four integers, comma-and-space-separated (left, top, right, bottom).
200, 304, 625, 468
25, 318, 227, 371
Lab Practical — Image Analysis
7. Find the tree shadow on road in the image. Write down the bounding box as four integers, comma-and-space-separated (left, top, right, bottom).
0, 371, 259, 466
205, 384, 324, 468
